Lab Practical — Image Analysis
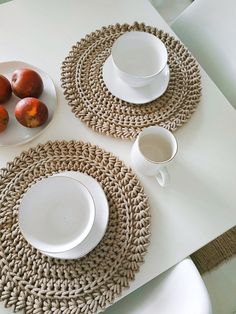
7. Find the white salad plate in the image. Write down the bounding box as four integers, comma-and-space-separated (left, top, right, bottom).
0, 61, 57, 147
19, 176, 96, 254
43, 171, 109, 259
102, 55, 170, 104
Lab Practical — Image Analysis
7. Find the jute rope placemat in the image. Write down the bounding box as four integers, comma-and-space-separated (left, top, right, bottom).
0, 141, 150, 313
61, 22, 201, 139
191, 226, 236, 274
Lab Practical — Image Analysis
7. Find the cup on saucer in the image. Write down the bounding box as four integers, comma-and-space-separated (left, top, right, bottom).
103, 31, 170, 104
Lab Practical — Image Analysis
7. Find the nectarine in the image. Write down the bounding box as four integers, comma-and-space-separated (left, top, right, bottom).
0, 75, 12, 103
11, 68, 44, 98
15, 97, 48, 128
0, 105, 9, 132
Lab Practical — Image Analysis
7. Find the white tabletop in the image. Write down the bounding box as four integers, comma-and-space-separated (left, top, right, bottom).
0, 0, 236, 312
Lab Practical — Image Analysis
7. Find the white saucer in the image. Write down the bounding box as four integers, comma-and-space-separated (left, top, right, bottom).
0, 61, 57, 147
102, 55, 170, 104
41, 171, 109, 259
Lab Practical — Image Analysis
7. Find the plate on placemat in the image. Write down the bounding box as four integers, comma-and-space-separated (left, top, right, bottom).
0, 140, 150, 313
102, 55, 170, 104
19, 174, 102, 259
42, 171, 109, 259
0, 61, 57, 147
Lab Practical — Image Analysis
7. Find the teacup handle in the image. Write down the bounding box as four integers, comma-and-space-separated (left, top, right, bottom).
156, 167, 170, 187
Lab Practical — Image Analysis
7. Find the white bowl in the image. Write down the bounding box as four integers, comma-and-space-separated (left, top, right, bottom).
19, 176, 95, 253
111, 31, 168, 87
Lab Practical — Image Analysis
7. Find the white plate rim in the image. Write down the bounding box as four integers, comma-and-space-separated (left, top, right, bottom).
102, 55, 170, 104
0, 60, 58, 147
18, 175, 96, 254
41, 171, 109, 259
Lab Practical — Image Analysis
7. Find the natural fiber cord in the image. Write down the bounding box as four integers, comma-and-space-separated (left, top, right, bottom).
0, 141, 150, 313
61, 22, 201, 139
191, 226, 236, 274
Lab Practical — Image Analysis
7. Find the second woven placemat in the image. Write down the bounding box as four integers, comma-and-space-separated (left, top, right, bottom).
0, 141, 150, 313
61, 22, 201, 139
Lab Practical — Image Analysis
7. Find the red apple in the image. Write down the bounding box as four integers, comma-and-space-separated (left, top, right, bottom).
15, 97, 48, 128
11, 68, 44, 98
0, 75, 12, 103
0, 105, 9, 132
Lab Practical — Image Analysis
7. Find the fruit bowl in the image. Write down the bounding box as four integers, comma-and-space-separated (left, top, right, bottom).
0, 61, 57, 146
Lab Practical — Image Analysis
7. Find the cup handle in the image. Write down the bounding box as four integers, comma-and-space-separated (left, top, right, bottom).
155, 167, 170, 187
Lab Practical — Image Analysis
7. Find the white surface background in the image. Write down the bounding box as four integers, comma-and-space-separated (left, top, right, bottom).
153, 0, 236, 312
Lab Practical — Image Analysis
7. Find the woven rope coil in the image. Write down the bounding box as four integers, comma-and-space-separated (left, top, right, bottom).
0, 141, 150, 313
61, 22, 201, 139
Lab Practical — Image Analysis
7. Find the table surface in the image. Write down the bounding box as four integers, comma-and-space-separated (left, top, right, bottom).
0, 0, 236, 312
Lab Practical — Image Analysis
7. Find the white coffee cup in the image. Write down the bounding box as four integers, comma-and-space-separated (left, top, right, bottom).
131, 126, 177, 186
111, 31, 168, 87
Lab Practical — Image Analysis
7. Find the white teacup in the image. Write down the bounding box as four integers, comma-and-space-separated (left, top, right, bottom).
131, 126, 177, 186
19, 176, 95, 253
111, 31, 168, 87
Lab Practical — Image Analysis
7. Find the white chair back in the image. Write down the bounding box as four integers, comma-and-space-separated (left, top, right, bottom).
172, 0, 236, 109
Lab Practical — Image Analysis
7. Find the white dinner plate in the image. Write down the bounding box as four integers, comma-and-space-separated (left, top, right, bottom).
19, 176, 95, 254
0, 61, 57, 146
41, 171, 109, 259
102, 55, 170, 104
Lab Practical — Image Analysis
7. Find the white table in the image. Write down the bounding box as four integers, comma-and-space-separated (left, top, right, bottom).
0, 0, 236, 312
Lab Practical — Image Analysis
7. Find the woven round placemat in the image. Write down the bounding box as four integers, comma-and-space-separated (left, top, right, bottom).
0, 141, 150, 314
61, 22, 201, 139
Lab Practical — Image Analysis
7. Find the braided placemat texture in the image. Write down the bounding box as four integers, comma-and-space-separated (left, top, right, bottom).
0, 141, 150, 314
61, 22, 201, 139
191, 226, 236, 274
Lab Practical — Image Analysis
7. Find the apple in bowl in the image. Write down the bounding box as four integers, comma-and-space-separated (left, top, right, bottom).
11, 68, 44, 99
0, 105, 9, 132
15, 97, 48, 128
0, 75, 12, 103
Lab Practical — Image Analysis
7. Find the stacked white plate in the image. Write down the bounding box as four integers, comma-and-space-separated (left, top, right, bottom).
18, 171, 109, 259
0, 61, 57, 147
